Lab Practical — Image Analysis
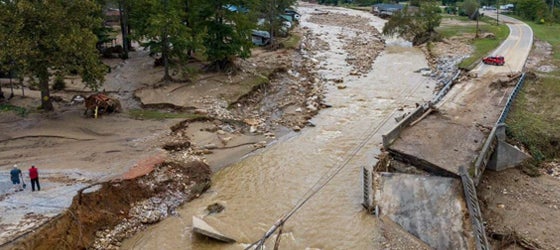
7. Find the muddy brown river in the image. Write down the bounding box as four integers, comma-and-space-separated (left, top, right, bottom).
123, 3, 438, 249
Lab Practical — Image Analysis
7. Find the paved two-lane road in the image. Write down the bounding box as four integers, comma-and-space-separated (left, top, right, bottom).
471, 11, 533, 76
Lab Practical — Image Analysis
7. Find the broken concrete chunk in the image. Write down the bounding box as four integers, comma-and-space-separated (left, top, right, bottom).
192, 216, 236, 243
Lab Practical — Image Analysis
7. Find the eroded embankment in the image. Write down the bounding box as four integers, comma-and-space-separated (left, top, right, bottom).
3, 161, 211, 250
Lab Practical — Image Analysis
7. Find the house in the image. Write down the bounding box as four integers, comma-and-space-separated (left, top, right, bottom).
371, 3, 404, 18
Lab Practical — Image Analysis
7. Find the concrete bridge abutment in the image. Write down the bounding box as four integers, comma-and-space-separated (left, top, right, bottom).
487, 123, 530, 171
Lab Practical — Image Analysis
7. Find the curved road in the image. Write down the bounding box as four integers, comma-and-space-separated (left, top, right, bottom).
472, 11, 533, 76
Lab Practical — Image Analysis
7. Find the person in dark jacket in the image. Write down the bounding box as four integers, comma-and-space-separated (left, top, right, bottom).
29, 165, 40, 191
10, 165, 23, 192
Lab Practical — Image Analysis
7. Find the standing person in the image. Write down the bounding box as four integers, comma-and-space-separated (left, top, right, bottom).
10, 165, 23, 192
29, 165, 40, 191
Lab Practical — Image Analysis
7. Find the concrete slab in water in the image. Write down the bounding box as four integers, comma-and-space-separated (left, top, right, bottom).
376, 172, 474, 250
192, 216, 236, 243
379, 216, 432, 249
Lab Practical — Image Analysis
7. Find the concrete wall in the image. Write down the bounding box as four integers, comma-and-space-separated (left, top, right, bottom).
382, 105, 427, 148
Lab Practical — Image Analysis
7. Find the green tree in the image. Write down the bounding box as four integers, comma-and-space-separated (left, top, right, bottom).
460, 0, 480, 19
382, 1, 442, 45
199, 1, 257, 71
0, 0, 106, 111
258, 0, 297, 46
129, 0, 198, 81
516, 0, 549, 21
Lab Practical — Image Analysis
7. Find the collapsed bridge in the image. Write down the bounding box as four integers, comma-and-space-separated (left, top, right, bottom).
366, 72, 529, 250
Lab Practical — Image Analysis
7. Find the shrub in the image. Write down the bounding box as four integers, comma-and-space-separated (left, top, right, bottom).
53, 75, 66, 90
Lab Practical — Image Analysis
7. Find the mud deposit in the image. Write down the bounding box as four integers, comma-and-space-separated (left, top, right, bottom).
3, 161, 211, 250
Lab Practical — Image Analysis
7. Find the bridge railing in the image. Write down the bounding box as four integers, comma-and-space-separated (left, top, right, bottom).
382, 105, 428, 148
470, 73, 526, 184
498, 73, 526, 124
431, 71, 461, 105
460, 167, 490, 250
382, 71, 461, 148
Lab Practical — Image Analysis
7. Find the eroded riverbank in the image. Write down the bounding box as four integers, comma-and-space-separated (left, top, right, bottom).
122, 3, 439, 249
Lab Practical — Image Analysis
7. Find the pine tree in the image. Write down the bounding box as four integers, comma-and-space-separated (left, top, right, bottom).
199, 0, 257, 71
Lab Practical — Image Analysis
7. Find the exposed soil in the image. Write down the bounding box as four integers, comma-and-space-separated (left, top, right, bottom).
1, 5, 558, 250
479, 168, 560, 250
4, 161, 211, 250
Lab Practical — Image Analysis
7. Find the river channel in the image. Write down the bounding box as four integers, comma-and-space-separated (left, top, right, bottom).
123, 3, 438, 249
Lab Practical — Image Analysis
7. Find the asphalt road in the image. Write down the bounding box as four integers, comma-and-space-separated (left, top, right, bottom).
471, 10, 533, 76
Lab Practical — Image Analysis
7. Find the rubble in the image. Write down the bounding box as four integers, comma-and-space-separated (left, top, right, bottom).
6, 161, 212, 250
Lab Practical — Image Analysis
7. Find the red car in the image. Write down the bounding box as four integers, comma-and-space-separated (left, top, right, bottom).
482, 56, 505, 66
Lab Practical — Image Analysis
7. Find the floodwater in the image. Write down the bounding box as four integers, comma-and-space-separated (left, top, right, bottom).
123, 3, 437, 249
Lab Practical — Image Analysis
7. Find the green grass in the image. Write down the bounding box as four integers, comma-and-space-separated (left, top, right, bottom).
128, 109, 205, 120
507, 76, 560, 161
505, 20, 560, 166
0, 103, 28, 117
437, 16, 509, 69
280, 34, 302, 49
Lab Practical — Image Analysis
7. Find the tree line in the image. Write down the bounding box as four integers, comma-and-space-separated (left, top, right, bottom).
322, 0, 560, 24
0, 0, 296, 111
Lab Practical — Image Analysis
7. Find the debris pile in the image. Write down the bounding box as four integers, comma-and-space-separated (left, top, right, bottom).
6, 161, 211, 250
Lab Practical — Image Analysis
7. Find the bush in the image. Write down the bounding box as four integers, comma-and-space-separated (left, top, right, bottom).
53, 75, 66, 90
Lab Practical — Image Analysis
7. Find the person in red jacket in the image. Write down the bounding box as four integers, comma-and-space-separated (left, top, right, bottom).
29, 165, 40, 191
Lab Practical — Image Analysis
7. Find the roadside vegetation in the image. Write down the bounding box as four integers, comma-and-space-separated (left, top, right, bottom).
507, 21, 560, 174
382, 1, 443, 45
0, 103, 28, 117
437, 15, 509, 69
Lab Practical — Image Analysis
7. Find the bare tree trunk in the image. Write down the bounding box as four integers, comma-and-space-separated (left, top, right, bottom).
20, 77, 24, 97
118, 0, 129, 59
163, 39, 171, 82
162, 0, 171, 82
38, 67, 53, 111
9, 75, 14, 99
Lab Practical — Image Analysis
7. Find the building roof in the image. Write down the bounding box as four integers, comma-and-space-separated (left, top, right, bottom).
373, 3, 404, 11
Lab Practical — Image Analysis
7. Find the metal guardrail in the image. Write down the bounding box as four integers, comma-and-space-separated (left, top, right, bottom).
431, 71, 461, 105
472, 126, 498, 184
382, 71, 461, 148
362, 166, 373, 212
498, 73, 526, 124
382, 105, 427, 148
459, 167, 490, 250
471, 73, 526, 184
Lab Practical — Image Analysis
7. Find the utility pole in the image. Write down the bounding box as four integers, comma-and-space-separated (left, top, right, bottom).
552, 0, 555, 16
476, 9, 480, 38
496, 0, 499, 25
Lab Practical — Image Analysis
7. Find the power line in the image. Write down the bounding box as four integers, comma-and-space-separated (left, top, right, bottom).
246, 77, 428, 249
